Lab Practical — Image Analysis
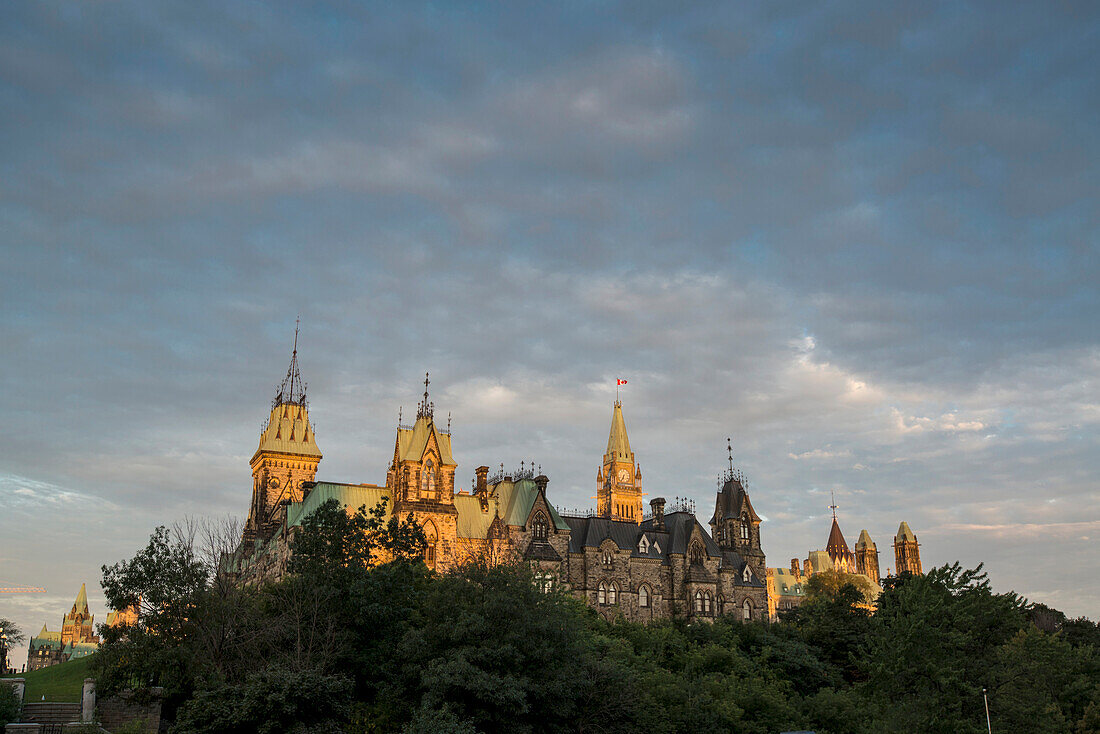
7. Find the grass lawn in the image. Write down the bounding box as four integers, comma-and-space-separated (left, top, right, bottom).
2, 654, 93, 702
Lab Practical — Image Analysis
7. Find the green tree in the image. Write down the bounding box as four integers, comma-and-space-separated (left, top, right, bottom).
863, 563, 1026, 733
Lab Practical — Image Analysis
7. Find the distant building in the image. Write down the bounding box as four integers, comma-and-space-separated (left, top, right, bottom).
26, 584, 99, 672
767, 513, 923, 619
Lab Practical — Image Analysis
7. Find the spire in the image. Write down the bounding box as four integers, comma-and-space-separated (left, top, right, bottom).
896, 521, 917, 542
273, 317, 307, 408
72, 583, 88, 615
855, 529, 876, 550
826, 516, 851, 556
417, 372, 434, 419
605, 401, 632, 459
829, 488, 838, 519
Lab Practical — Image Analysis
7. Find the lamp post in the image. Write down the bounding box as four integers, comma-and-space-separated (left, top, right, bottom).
983, 687, 992, 733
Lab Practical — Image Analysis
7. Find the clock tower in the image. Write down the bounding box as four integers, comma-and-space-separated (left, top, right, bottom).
597, 400, 643, 523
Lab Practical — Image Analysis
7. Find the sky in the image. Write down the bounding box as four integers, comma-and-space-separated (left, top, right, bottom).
1, 1, 1098, 670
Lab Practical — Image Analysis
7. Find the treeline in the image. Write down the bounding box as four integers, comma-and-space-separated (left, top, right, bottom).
94, 499, 1100, 733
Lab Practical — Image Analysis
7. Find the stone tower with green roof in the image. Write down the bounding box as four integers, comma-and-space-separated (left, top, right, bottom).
597, 401, 643, 522
243, 326, 322, 545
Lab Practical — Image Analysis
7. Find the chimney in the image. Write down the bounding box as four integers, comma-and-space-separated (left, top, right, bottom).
534, 474, 549, 496
475, 466, 489, 494
650, 497, 666, 530
791, 558, 801, 577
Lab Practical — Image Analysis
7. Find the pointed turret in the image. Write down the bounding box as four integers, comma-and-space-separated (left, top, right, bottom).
72, 583, 88, 615
605, 400, 633, 461
893, 521, 922, 576
825, 516, 855, 573
854, 529, 880, 585
596, 400, 642, 522
243, 323, 323, 546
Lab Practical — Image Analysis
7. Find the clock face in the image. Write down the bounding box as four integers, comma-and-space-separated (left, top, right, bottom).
617, 468, 631, 483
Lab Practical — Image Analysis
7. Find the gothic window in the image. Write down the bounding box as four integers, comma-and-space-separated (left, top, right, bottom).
602, 549, 614, 567
424, 522, 438, 569
690, 541, 704, 565
704, 592, 712, 614
717, 595, 725, 616
694, 590, 703, 613
535, 571, 554, 594
421, 459, 436, 499
742, 599, 752, 620
532, 512, 549, 541
639, 585, 650, 608
740, 514, 750, 540
598, 582, 607, 605
743, 566, 753, 583
608, 583, 618, 605
638, 536, 649, 554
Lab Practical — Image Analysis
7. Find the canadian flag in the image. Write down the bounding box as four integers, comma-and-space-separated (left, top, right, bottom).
616, 378, 628, 386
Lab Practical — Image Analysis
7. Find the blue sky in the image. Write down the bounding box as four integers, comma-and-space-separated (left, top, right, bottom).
2, 1, 1098, 668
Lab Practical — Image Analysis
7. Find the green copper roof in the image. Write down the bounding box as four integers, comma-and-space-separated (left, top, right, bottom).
771, 567, 805, 596
72, 583, 88, 615
489, 478, 570, 530
605, 401, 632, 460
808, 549, 833, 573
286, 482, 391, 528
396, 417, 456, 466
454, 494, 496, 539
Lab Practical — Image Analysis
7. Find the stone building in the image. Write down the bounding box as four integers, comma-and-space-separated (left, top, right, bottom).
767, 512, 923, 619
26, 584, 99, 672
233, 344, 768, 621
893, 521, 922, 575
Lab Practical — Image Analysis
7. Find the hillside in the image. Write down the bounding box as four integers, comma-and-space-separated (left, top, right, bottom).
2, 654, 93, 703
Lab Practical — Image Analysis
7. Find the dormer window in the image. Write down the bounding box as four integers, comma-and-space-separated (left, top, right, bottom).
421, 459, 436, 499
638, 536, 649, 554
743, 566, 753, 583
689, 541, 704, 565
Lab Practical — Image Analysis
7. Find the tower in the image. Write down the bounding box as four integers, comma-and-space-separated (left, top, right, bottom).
60, 584, 95, 646
597, 400, 643, 522
825, 496, 855, 574
387, 373, 459, 570
854, 529, 880, 585
893, 521, 922, 575
710, 439, 765, 573
243, 324, 322, 545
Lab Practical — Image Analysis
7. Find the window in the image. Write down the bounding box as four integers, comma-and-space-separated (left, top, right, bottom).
598, 582, 607, 605
532, 512, 548, 541
639, 585, 650, 608
742, 599, 752, 620
704, 592, 712, 615
740, 513, 750, 540
743, 566, 753, 583
717, 595, 725, 616
638, 536, 649, 554
535, 572, 554, 594
421, 459, 436, 499
690, 541, 704, 565
424, 522, 438, 569
602, 549, 614, 567
694, 590, 703, 613
608, 583, 618, 605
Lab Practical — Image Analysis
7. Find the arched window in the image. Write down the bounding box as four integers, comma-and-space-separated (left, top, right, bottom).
742, 599, 752, 620
424, 522, 438, 569
694, 590, 703, 613
690, 541, 704, 565
740, 513, 750, 540
421, 459, 436, 499
602, 549, 614, 567
717, 595, 725, 616
639, 585, 650, 608
598, 582, 607, 605
704, 592, 712, 614
532, 512, 549, 541
608, 583, 618, 605
536, 572, 554, 594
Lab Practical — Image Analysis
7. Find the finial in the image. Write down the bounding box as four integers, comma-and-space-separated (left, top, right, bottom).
830, 489, 838, 519
727, 437, 734, 472
293, 314, 300, 355
447, 411, 451, 432
416, 372, 434, 419
274, 318, 307, 408
398, 406, 403, 425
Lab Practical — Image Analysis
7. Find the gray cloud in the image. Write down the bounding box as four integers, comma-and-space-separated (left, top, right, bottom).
2, 0, 1099, 669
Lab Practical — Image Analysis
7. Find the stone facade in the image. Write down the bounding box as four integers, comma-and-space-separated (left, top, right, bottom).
234, 350, 769, 622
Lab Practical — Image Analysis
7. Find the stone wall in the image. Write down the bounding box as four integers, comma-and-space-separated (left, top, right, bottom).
97, 689, 162, 734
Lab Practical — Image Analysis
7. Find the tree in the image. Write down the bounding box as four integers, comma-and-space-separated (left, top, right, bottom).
0, 619, 25, 675
785, 571, 872, 684
862, 563, 1026, 733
